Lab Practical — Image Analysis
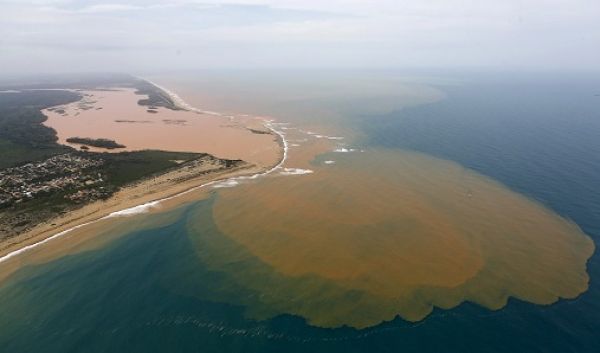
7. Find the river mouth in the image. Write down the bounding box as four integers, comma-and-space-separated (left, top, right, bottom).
0, 73, 597, 351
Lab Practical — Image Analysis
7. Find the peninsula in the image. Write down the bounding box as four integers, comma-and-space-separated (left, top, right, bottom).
0, 74, 284, 259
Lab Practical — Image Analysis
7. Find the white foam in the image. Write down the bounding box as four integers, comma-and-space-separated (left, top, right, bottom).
212, 179, 239, 188
334, 147, 356, 153
107, 201, 161, 217
280, 168, 314, 176
0, 222, 93, 263
324, 160, 336, 165
300, 129, 344, 141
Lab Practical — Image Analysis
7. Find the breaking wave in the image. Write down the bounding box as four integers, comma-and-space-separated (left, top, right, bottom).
280, 168, 314, 176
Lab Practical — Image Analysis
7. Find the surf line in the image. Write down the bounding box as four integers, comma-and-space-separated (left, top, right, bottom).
145, 79, 289, 178
0, 81, 289, 264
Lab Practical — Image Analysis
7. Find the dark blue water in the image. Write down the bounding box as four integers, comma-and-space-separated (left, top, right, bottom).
0, 74, 599, 352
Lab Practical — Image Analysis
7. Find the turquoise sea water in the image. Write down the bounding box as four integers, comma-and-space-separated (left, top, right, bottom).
0, 72, 598, 352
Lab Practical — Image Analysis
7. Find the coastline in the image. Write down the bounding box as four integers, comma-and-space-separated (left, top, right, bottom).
0, 81, 288, 263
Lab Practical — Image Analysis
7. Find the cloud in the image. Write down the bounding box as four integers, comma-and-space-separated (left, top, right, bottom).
76, 4, 143, 13
1, 0, 599, 73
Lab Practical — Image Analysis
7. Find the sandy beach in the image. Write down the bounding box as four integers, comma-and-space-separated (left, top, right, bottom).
0, 158, 267, 261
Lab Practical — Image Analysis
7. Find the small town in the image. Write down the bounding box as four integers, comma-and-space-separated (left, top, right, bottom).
0, 153, 109, 208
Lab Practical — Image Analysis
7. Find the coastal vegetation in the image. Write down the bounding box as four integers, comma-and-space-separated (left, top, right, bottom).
134, 80, 180, 110
0, 80, 243, 242
0, 148, 220, 241
0, 90, 81, 169
66, 137, 126, 149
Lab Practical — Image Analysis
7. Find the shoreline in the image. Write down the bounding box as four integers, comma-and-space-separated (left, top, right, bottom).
0, 81, 289, 263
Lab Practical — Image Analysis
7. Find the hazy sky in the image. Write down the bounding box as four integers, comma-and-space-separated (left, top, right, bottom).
1, 0, 599, 74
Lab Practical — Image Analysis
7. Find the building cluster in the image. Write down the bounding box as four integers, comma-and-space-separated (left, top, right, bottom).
0, 154, 109, 207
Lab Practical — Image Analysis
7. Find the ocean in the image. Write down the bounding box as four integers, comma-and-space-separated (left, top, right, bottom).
0, 71, 598, 352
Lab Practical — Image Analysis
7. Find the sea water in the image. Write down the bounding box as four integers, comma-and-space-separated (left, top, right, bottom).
0, 71, 598, 352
